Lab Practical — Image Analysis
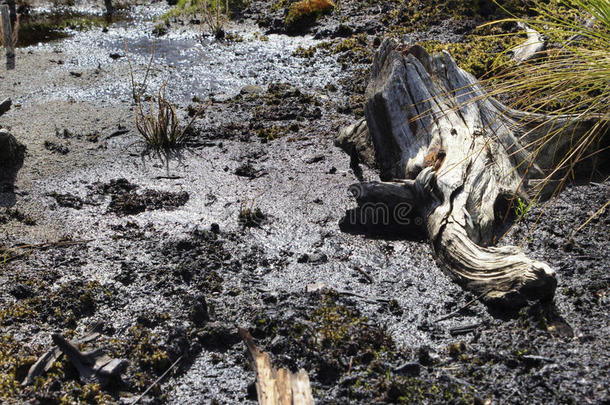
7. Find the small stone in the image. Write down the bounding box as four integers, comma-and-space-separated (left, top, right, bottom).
189, 294, 209, 326
394, 361, 420, 376
418, 346, 438, 366
210, 223, 220, 233
9, 284, 34, 299
306, 282, 326, 293
298, 251, 328, 264
240, 85, 263, 95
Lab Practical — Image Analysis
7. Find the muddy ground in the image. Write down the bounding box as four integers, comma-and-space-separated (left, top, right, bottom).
0, 0, 608, 404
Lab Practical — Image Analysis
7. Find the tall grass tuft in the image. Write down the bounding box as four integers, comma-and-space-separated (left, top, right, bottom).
201, 0, 230, 39
135, 83, 203, 150
481, 0, 609, 237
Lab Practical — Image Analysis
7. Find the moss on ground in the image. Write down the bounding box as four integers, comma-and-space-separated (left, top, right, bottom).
417, 29, 521, 77
285, 0, 335, 32
162, 0, 249, 20
17, 11, 130, 47
252, 291, 478, 402
383, 0, 537, 34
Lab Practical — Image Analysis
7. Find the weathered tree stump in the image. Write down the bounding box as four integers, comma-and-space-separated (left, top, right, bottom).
342, 39, 606, 307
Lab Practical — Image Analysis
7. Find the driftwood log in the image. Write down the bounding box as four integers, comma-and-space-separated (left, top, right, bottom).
239, 328, 314, 405
22, 324, 127, 387
22, 328, 102, 386
341, 39, 606, 307
51, 333, 128, 386
511, 22, 545, 63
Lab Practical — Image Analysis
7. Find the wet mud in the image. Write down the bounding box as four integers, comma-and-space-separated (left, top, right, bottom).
0, 0, 608, 404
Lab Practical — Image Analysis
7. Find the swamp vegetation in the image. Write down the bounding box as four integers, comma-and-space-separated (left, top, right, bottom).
0, 0, 608, 403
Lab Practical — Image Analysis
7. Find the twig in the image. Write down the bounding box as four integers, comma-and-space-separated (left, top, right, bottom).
154, 175, 183, 180
336, 290, 390, 304
449, 322, 484, 336
103, 128, 129, 141
1, 240, 93, 265
12, 239, 93, 250
132, 355, 182, 405
433, 290, 491, 323
353, 265, 373, 283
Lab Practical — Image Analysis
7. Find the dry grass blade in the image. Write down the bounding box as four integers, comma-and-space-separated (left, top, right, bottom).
125, 39, 155, 103
135, 82, 207, 150
201, 0, 230, 38
424, 0, 610, 238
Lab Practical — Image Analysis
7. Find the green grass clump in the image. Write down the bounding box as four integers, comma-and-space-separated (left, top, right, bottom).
292, 44, 317, 58
238, 198, 265, 227
513, 197, 531, 222
255, 125, 285, 140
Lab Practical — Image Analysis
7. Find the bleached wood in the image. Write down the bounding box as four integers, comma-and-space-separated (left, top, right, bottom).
22, 331, 101, 386
512, 22, 545, 63
0, 98, 10, 116
342, 39, 591, 306
239, 328, 314, 405
51, 333, 128, 386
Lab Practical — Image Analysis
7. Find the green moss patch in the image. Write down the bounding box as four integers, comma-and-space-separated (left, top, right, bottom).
285, 0, 335, 32
162, 0, 249, 20
250, 291, 478, 402
418, 29, 521, 78
383, 0, 537, 34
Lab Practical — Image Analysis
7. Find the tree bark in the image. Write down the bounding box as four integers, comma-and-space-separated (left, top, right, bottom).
1, 4, 15, 69
1, 0, 15, 26
104, 0, 114, 16
342, 39, 605, 307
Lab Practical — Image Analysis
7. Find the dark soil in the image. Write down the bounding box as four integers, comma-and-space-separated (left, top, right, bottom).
104, 185, 190, 216
0, 1, 607, 404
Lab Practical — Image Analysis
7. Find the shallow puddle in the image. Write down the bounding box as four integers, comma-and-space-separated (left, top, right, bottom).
16, 7, 131, 47
16, 4, 339, 105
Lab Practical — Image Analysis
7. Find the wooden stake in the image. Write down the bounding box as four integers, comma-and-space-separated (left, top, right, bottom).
1, 4, 15, 70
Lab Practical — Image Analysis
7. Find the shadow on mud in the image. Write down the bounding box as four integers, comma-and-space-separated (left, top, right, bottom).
339, 205, 427, 241
0, 132, 25, 208
490, 300, 574, 337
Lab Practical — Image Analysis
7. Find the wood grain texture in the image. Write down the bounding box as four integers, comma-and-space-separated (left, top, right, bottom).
239, 328, 314, 405
344, 39, 584, 307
